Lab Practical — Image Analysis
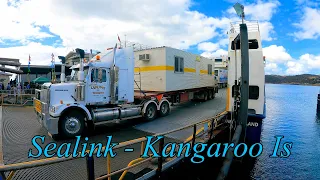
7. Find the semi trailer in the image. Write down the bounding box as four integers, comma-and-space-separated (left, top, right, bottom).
33, 45, 218, 139
214, 69, 228, 88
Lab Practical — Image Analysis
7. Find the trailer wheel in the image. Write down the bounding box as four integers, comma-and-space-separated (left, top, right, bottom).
159, 101, 170, 117
144, 103, 157, 121
203, 91, 208, 101
208, 90, 213, 100
211, 90, 216, 99
59, 110, 85, 138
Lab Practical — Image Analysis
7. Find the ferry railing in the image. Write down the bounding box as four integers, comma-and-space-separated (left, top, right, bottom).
0, 111, 228, 180
230, 20, 260, 34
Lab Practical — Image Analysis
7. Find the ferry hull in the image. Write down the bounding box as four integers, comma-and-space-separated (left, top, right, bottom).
246, 116, 264, 145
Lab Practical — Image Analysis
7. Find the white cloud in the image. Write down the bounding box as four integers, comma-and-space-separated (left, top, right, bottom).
262, 44, 320, 75
295, 0, 320, 7
263, 45, 293, 63
286, 61, 305, 75
197, 42, 220, 52
259, 21, 275, 41
292, 7, 320, 40
227, 0, 280, 21
0, 42, 69, 65
285, 53, 320, 75
226, 0, 280, 42
0, 0, 284, 76
0, 1, 53, 42
265, 62, 282, 75
201, 49, 228, 58
299, 53, 320, 68
0, 0, 237, 65
4, 0, 229, 50
218, 38, 229, 47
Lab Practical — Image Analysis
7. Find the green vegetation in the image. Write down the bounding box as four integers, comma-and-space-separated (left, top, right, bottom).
265, 74, 320, 86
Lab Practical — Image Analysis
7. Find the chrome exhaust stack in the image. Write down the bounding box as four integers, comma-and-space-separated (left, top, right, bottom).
58, 56, 66, 83
75, 48, 85, 101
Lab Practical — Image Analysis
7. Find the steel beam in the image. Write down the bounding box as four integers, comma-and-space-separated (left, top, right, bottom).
0, 61, 21, 67
0, 67, 23, 74
238, 23, 249, 141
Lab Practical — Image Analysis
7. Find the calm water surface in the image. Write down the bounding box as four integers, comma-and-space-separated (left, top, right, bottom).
251, 84, 320, 179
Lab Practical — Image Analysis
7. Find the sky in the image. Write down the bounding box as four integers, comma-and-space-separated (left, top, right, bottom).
0, 0, 319, 75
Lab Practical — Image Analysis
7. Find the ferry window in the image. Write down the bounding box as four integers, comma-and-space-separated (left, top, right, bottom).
231, 39, 259, 50
231, 85, 259, 99
231, 40, 240, 50
214, 70, 219, 76
208, 64, 212, 75
215, 58, 222, 62
249, 86, 259, 99
174, 56, 184, 73
249, 39, 259, 49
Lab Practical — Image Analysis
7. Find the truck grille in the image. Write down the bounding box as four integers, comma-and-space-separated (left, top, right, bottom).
35, 89, 49, 104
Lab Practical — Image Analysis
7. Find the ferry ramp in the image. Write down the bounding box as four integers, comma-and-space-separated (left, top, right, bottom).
0, 89, 226, 180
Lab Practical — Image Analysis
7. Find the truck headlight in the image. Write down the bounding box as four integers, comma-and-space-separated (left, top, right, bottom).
50, 106, 56, 113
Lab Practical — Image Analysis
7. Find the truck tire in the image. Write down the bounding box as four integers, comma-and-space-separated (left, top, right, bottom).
144, 103, 157, 121
159, 101, 170, 117
203, 91, 208, 101
59, 110, 85, 138
208, 90, 213, 100
212, 90, 216, 99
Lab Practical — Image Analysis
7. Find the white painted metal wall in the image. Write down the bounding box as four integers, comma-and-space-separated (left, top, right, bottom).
227, 28, 265, 115
134, 47, 215, 92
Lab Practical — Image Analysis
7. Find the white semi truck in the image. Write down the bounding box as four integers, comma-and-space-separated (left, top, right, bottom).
214, 69, 228, 88
33, 46, 218, 139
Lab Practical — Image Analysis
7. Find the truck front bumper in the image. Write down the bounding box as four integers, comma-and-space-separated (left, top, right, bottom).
34, 103, 59, 136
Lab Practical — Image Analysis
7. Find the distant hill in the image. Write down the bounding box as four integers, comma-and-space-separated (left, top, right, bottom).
265, 74, 320, 86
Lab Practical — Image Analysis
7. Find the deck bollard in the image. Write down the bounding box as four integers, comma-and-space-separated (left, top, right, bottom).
86, 156, 95, 180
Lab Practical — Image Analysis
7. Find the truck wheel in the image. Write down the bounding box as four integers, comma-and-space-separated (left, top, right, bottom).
60, 111, 85, 138
212, 90, 216, 99
144, 103, 157, 121
208, 90, 213, 100
203, 91, 208, 101
159, 101, 170, 117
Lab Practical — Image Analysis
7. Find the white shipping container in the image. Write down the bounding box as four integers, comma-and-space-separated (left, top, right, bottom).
134, 46, 215, 92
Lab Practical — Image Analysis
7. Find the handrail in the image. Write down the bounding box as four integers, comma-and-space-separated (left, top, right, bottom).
0, 93, 35, 106
230, 20, 260, 33
0, 110, 228, 179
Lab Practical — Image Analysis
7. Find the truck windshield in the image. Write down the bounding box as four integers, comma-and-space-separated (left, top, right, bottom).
70, 67, 89, 81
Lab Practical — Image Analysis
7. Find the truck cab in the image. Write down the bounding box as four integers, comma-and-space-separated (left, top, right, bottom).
34, 47, 138, 138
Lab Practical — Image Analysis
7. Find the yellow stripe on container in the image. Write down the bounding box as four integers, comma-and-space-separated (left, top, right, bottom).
134, 66, 196, 73
200, 70, 208, 74
134, 66, 174, 72
185, 68, 196, 73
